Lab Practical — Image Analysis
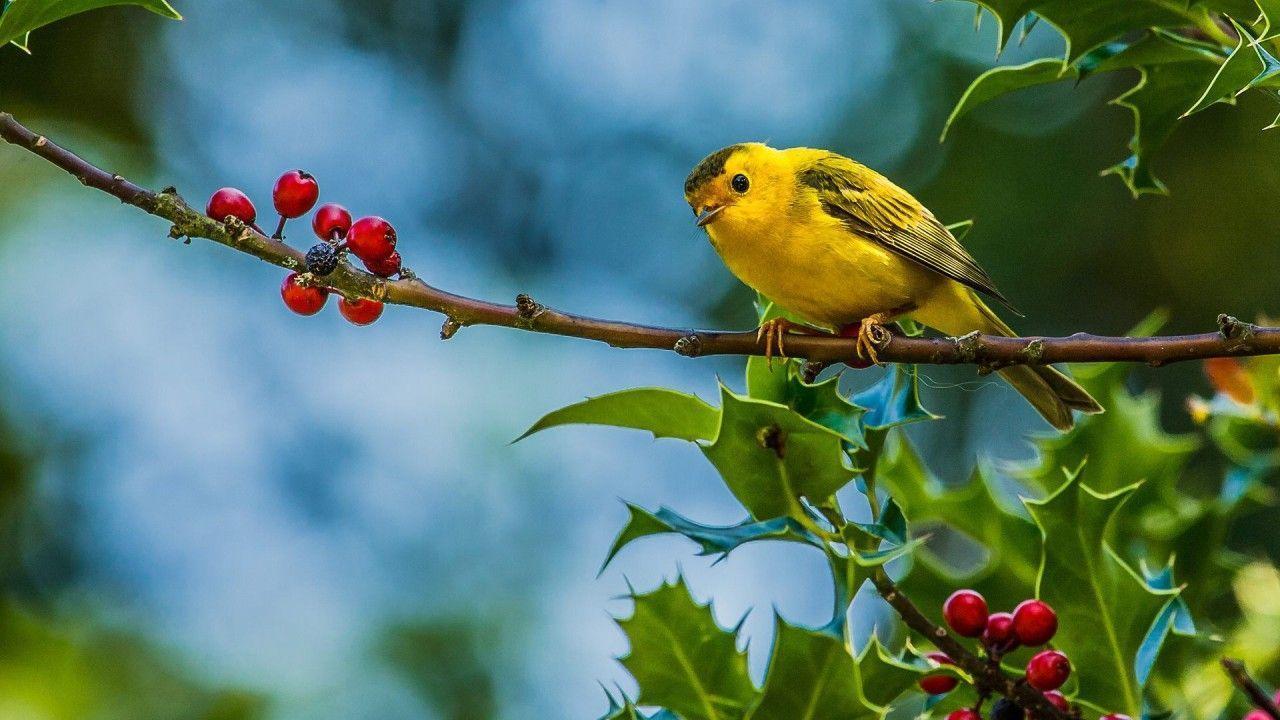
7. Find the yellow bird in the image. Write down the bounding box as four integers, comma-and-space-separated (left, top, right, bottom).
684, 143, 1102, 430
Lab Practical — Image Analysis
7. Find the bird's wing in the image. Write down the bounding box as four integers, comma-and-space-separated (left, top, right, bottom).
797, 154, 1016, 311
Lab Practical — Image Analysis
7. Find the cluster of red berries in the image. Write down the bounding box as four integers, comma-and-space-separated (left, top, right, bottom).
205, 170, 403, 326
917, 589, 1128, 720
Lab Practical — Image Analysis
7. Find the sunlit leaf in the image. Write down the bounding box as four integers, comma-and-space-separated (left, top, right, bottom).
703, 385, 857, 520
601, 503, 820, 572
1025, 468, 1181, 716
517, 388, 719, 442
745, 623, 921, 720
745, 360, 868, 449
617, 579, 756, 720
1182, 20, 1267, 116
0, 0, 181, 48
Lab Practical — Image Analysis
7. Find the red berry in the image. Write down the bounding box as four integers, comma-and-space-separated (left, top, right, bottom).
983, 611, 1019, 652
312, 203, 352, 240
1043, 690, 1070, 711
919, 652, 959, 695
944, 589, 989, 638
346, 216, 397, 261
338, 297, 384, 326
363, 250, 402, 278
1025, 650, 1070, 691
273, 170, 319, 219
280, 272, 327, 315
1246, 712, 1272, 720
1013, 599, 1058, 646
206, 187, 256, 224
947, 710, 981, 720
1100, 715, 1132, 720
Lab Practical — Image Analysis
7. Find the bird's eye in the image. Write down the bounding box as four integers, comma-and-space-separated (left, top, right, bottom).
731, 173, 750, 193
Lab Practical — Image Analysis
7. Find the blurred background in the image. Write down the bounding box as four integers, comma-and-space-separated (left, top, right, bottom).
0, 1, 1277, 718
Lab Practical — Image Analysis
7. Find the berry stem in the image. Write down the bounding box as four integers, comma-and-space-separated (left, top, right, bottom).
869, 568, 1071, 720
1223, 658, 1280, 720
272, 215, 287, 240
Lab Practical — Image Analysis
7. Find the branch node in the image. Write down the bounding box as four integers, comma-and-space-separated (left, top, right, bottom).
281, 257, 299, 270
953, 331, 982, 362
802, 360, 829, 383
674, 334, 703, 357
399, 266, 418, 281
515, 293, 545, 322
1020, 338, 1045, 364
32, 135, 46, 149
440, 317, 462, 340
1219, 313, 1257, 349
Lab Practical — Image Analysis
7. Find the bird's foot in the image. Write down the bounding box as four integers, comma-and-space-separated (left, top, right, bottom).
755, 318, 829, 368
853, 314, 894, 366
756, 318, 794, 368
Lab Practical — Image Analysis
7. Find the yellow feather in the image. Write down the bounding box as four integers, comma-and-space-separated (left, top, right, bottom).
684, 143, 1102, 430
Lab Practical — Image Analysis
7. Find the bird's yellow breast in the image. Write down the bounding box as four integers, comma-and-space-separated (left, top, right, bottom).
705, 177, 939, 327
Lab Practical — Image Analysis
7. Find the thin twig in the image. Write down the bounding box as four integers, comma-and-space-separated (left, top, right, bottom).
871, 568, 1071, 720
1223, 658, 1280, 720
5, 110, 1280, 368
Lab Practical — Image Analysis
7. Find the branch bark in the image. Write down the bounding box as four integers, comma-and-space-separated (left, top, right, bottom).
870, 568, 1074, 720
1223, 657, 1280, 720
5, 110, 1280, 368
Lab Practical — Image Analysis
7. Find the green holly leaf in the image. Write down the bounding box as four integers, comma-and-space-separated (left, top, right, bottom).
828, 538, 924, 628
1182, 19, 1269, 116
880, 435, 1040, 613
0, 0, 180, 48
853, 365, 939, 432
965, 1, 1215, 60
1256, 0, 1280, 41
1103, 40, 1226, 195
597, 691, 680, 720
1012, 345, 1199, 495
746, 623, 921, 720
1024, 468, 1182, 716
942, 59, 1074, 142
745, 360, 868, 449
703, 385, 857, 520
517, 388, 719, 442
601, 503, 821, 572
617, 579, 756, 720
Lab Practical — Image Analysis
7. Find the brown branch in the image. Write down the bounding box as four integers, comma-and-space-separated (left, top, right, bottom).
871, 568, 1073, 720
1223, 658, 1280, 720
4, 110, 1280, 368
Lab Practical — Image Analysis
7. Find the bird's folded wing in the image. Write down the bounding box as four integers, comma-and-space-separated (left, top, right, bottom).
797, 155, 1015, 311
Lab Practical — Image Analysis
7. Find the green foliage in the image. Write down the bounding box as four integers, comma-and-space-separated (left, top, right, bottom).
517, 388, 718, 442
747, 623, 919, 720
601, 504, 820, 572
617, 580, 755, 720
1025, 470, 1181, 716
0, 0, 180, 50
525, 303, 1277, 719
946, 1, 1280, 195
703, 386, 857, 520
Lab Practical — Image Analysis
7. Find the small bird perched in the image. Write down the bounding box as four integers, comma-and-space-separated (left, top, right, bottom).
684, 143, 1102, 430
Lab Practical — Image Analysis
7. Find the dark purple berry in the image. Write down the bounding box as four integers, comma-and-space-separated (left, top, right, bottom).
305, 242, 339, 276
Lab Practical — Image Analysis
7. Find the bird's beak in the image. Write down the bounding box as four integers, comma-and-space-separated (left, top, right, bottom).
695, 205, 725, 227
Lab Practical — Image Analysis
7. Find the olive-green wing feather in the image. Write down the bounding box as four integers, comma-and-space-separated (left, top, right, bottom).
798, 155, 1016, 311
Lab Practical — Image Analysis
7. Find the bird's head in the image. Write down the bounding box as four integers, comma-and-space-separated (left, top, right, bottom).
684, 143, 788, 232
